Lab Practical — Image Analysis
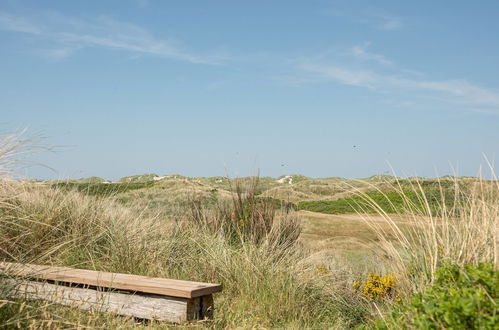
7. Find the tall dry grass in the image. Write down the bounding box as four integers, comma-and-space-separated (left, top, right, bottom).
0, 132, 26, 178
188, 176, 301, 248
352, 174, 498, 293
0, 130, 46, 179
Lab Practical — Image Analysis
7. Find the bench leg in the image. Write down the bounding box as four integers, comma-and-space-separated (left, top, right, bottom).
187, 294, 214, 320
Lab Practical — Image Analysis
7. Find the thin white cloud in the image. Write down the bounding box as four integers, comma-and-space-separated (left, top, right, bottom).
410, 79, 499, 107
0, 11, 42, 34
299, 51, 499, 113
376, 16, 402, 31
42, 47, 74, 59
348, 42, 392, 65
0, 11, 223, 64
301, 63, 376, 88
327, 8, 403, 31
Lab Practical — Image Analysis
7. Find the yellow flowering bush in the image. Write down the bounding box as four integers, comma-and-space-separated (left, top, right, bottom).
353, 273, 399, 301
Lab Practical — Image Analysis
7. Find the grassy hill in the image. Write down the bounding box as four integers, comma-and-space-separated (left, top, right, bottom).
43, 174, 487, 218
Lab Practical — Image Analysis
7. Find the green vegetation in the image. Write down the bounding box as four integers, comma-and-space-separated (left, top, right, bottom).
52, 175, 467, 218
49, 173, 478, 214
298, 189, 457, 215
371, 262, 498, 329
51, 181, 155, 196
72, 176, 107, 183
118, 173, 159, 183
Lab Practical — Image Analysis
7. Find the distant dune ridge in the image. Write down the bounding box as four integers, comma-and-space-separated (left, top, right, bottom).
35, 173, 488, 218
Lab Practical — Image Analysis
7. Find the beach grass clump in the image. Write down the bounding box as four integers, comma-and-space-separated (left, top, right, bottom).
187, 177, 301, 248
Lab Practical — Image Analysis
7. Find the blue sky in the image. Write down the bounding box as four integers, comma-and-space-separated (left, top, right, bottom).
1, 0, 498, 180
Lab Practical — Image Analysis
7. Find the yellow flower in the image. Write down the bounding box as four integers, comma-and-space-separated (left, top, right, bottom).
360, 273, 398, 301
315, 264, 330, 276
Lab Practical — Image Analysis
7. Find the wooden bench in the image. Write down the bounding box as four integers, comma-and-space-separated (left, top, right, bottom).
0, 262, 222, 323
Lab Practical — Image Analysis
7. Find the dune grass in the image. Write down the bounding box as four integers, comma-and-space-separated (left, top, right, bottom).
0, 135, 497, 328
3, 173, 496, 328
0, 178, 370, 329
50, 181, 155, 197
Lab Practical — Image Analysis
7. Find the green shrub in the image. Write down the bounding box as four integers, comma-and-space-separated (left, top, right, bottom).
371, 262, 498, 329
51, 181, 154, 197
298, 189, 457, 215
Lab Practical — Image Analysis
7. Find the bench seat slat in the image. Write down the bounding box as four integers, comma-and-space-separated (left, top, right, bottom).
0, 262, 221, 298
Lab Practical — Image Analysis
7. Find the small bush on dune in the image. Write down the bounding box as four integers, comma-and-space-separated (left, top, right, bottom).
353, 273, 399, 302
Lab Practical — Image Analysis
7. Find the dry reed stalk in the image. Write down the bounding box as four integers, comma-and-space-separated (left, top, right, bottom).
349, 173, 498, 293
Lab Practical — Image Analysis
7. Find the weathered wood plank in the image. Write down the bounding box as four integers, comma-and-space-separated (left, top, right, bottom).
0, 262, 221, 298
3, 278, 199, 323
